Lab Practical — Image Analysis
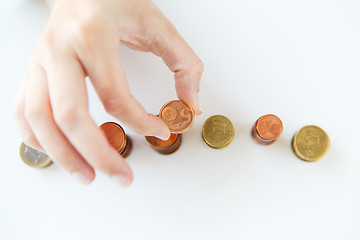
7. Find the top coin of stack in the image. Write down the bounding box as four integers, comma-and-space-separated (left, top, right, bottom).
202, 115, 235, 149
292, 125, 330, 162
99, 122, 132, 158
252, 114, 283, 145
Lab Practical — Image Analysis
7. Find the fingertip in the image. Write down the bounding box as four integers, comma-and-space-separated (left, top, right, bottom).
193, 93, 203, 115
156, 131, 171, 141
148, 114, 171, 140
71, 170, 95, 186
111, 174, 133, 188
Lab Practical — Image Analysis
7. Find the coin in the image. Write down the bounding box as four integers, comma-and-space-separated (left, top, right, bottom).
145, 133, 182, 154
159, 100, 195, 133
292, 125, 330, 162
252, 114, 283, 145
19, 142, 52, 168
202, 115, 234, 149
99, 122, 131, 157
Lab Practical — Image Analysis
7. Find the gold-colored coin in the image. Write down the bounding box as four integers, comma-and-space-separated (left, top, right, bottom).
202, 115, 234, 149
20, 142, 53, 168
292, 125, 330, 162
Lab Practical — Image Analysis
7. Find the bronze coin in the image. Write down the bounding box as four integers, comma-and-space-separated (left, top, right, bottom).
252, 114, 283, 145
99, 122, 127, 155
159, 100, 195, 133
145, 133, 182, 154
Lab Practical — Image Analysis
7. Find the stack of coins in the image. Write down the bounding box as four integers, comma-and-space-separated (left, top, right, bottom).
99, 122, 132, 158
19, 143, 52, 168
292, 125, 330, 162
251, 114, 283, 145
145, 100, 195, 154
202, 115, 235, 149
145, 133, 182, 154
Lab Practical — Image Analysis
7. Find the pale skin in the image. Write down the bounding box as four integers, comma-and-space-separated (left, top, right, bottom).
12, 0, 203, 187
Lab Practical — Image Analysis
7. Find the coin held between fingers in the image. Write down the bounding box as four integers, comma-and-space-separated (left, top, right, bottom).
159, 100, 195, 134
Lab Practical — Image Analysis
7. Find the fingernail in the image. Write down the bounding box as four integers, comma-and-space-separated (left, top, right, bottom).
156, 131, 171, 141
111, 174, 131, 188
196, 93, 203, 114
72, 171, 91, 185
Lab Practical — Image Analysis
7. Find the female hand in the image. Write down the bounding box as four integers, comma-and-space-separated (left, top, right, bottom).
12, 0, 203, 187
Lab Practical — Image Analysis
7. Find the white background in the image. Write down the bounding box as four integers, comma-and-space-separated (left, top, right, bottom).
1, 0, 360, 239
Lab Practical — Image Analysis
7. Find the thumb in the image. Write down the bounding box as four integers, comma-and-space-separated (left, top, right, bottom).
147, 22, 204, 115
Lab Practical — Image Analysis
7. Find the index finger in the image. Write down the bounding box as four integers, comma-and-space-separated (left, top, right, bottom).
44, 52, 133, 187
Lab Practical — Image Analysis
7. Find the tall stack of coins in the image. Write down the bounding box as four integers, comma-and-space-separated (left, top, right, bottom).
251, 114, 283, 145
292, 125, 330, 162
19, 143, 52, 168
202, 115, 235, 149
100, 122, 132, 158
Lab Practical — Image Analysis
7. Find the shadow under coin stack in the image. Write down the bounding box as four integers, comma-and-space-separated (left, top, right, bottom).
99, 122, 132, 158
145, 100, 194, 154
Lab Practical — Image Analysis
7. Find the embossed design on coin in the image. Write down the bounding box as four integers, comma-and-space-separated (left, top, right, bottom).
256, 114, 283, 140
202, 115, 234, 149
20, 142, 52, 168
252, 114, 283, 145
162, 107, 177, 121
159, 100, 194, 133
292, 125, 330, 162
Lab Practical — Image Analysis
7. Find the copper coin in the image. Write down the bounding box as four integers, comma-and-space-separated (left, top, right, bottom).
99, 122, 127, 154
159, 100, 195, 133
252, 114, 283, 145
145, 133, 182, 154
121, 135, 133, 158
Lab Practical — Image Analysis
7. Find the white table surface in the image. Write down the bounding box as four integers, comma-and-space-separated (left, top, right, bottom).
1, 0, 360, 239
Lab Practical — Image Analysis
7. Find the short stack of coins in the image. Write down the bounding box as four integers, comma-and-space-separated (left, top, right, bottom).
202, 115, 234, 149
251, 114, 283, 145
292, 125, 330, 162
19, 143, 52, 168
99, 122, 132, 158
145, 133, 182, 154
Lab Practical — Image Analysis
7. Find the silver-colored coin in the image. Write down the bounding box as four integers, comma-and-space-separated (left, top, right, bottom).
20, 143, 52, 168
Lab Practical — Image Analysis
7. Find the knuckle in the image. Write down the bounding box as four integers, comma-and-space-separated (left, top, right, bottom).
53, 104, 84, 132
12, 103, 23, 121
103, 95, 128, 116
24, 104, 42, 124
191, 57, 204, 76
71, 11, 108, 46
